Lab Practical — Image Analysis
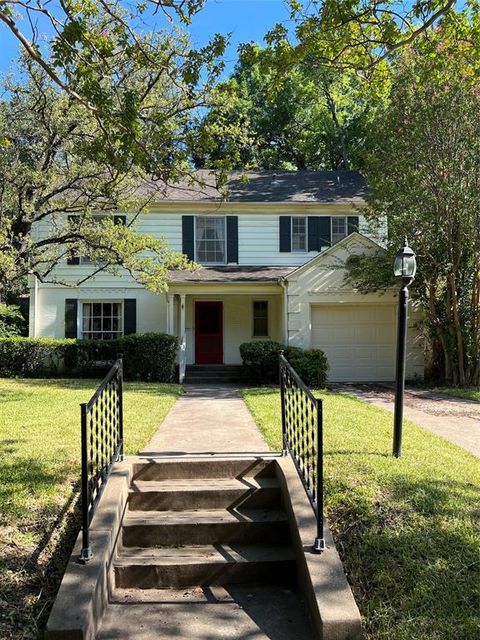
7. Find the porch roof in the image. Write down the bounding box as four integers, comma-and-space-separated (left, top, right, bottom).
168, 265, 293, 283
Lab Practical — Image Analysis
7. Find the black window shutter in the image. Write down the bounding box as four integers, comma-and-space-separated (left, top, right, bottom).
226, 216, 238, 263
124, 299, 136, 335
182, 216, 195, 261
65, 299, 78, 338
279, 216, 291, 252
348, 216, 359, 235
318, 216, 332, 247
308, 217, 320, 252
67, 215, 80, 265
114, 215, 127, 225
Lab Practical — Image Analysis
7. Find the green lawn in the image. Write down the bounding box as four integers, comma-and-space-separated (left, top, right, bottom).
0, 378, 181, 640
243, 388, 480, 640
432, 386, 480, 402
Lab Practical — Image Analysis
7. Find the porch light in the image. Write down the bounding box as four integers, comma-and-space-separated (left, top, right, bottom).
393, 240, 417, 282
392, 239, 416, 458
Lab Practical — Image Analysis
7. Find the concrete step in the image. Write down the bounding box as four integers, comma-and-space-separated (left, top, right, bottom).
121, 508, 291, 547
99, 586, 315, 639
183, 376, 245, 384
114, 544, 296, 588
128, 477, 282, 511
132, 458, 277, 482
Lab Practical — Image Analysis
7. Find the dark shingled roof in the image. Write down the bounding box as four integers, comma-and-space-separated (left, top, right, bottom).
139, 170, 367, 204
169, 265, 294, 283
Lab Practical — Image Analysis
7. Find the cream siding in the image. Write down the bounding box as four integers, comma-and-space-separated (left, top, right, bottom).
32, 287, 167, 339
182, 294, 283, 365
285, 235, 424, 381
33, 209, 373, 290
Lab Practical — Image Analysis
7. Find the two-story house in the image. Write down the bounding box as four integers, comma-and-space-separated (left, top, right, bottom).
29, 170, 424, 382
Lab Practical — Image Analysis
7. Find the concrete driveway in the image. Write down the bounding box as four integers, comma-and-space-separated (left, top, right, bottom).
337, 386, 480, 457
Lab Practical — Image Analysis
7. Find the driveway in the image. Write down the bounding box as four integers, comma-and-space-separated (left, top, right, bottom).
337, 385, 480, 457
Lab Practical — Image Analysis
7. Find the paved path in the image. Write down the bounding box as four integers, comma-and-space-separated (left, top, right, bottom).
339, 385, 480, 457
141, 384, 269, 456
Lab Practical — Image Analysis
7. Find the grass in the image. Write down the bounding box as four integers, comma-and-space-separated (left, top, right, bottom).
0, 377, 181, 640
243, 387, 480, 640
432, 387, 480, 402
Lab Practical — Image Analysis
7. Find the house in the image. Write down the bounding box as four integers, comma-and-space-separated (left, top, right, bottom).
28, 170, 424, 382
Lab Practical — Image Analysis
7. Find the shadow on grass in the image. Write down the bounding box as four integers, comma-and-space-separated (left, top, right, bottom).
0, 456, 82, 640
328, 473, 479, 640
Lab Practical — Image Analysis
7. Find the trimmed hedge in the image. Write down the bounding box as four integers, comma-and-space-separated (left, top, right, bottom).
0, 333, 178, 382
239, 340, 329, 388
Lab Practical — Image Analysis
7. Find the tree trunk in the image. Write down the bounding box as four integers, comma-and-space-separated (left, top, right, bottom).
322, 80, 350, 170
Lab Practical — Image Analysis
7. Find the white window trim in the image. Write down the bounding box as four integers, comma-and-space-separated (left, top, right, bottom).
252, 299, 269, 338
331, 215, 348, 245
194, 216, 227, 265
77, 300, 124, 340
291, 216, 308, 253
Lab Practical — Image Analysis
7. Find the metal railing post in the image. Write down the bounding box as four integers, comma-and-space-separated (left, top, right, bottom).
279, 353, 287, 455
313, 397, 326, 553
118, 356, 124, 461
79, 402, 93, 563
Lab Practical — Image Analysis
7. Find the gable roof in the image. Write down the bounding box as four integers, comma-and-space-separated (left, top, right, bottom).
283, 232, 384, 281
139, 170, 368, 205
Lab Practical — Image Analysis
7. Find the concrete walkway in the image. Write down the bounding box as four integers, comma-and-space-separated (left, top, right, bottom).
339, 385, 480, 457
141, 384, 269, 456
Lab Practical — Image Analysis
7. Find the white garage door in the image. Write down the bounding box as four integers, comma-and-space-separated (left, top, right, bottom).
311, 304, 396, 382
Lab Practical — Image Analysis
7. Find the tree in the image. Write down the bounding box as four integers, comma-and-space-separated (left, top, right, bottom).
350, 20, 480, 386
265, 0, 466, 71
0, 56, 208, 297
194, 45, 389, 171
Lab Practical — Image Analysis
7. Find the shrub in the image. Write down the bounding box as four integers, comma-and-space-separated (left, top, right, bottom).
285, 348, 329, 388
0, 333, 178, 382
0, 338, 74, 377
239, 340, 328, 388
239, 340, 284, 383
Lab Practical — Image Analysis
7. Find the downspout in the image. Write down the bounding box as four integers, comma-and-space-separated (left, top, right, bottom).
32, 274, 38, 338
280, 278, 289, 345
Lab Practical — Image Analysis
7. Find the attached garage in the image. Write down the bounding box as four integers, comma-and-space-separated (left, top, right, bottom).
311, 304, 396, 382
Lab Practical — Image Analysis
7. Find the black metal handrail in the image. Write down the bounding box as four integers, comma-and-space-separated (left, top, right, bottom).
279, 353, 325, 553
79, 358, 124, 562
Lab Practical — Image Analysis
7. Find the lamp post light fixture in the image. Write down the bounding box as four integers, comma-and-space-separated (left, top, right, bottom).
393, 239, 417, 458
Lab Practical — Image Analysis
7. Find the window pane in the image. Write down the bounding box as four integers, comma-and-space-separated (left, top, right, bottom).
292, 217, 306, 251
81, 302, 122, 340
253, 301, 269, 337
196, 217, 225, 264
332, 217, 347, 244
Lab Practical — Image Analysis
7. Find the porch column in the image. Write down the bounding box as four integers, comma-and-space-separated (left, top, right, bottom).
167, 292, 175, 335
179, 294, 186, 340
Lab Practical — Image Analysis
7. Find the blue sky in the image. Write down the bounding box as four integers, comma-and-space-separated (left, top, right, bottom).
0, 0, 292, 77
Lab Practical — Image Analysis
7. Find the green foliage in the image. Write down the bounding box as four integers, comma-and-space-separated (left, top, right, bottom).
194, 45, 389, 171
0, 333, 178, 381
0, 337, 73, 377
239, 340, 328, 387
0, 304, 25, 337
243, 387, 480, 639
360, 20, 480, 386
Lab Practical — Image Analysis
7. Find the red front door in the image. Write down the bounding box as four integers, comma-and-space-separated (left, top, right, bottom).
195, 301, 223, 364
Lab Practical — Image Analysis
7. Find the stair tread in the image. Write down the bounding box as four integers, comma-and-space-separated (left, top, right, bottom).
130, 477, 280, 493
123, 508, 288, 526
115, 544, 295, 566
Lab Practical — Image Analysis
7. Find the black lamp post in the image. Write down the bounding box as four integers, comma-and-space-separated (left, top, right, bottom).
393, 239, 417, 458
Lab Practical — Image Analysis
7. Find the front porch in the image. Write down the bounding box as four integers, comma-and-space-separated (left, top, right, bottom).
165, 266, 290, 382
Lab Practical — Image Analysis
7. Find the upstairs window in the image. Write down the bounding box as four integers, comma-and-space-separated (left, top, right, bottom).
82, 302, 122, 340
253, 301, 269, 337
196, 216, 226, 264
291, 217, 307, 252
332, 216, 347, 244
